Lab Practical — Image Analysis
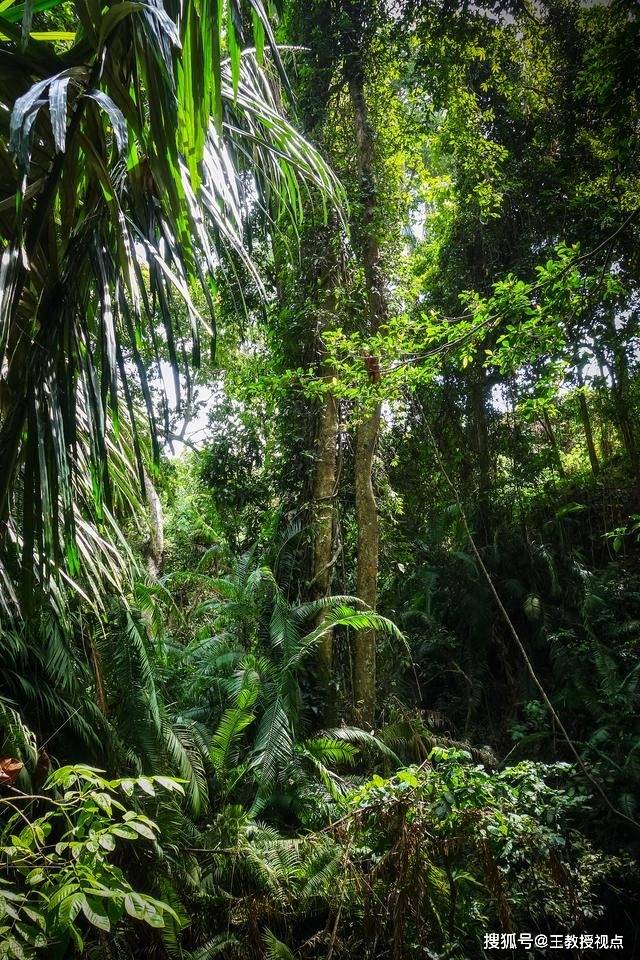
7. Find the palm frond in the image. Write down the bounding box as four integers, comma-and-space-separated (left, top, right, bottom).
321, 726, 401, 765
192, 934, 241, 960
263, 929, 296, 960
249, 697, 293, 795
0, 1, 343, 624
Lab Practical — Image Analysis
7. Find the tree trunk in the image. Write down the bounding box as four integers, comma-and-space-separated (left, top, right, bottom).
353, 403, 381, 724
608, 322, 639, 472
468, 362, 492, 538
575, 366, 599, 476
144, 471, 164, 577
310, 384, 339, 678
295, 229, 343, 698
594, 350, 613, 459
347, 67, 386, 727
288, 2, 343, 690
541, 410, 566, 480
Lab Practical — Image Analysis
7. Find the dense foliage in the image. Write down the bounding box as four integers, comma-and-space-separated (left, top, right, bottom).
1, 0, 639, 957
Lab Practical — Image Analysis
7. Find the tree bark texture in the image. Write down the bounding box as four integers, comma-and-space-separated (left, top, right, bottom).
541, 410, 566, 480
310, 364, 339, 679
468, 361, 492, 538
353, 403, 381, 724
144, 471, 165, 577
608, 322, 638, 472
347, 64, 387, 726
298, 230, 342, 690
575, 366, 600, 476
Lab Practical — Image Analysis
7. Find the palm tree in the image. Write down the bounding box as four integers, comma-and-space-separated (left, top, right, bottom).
172, 552, 403, 814
0, 0, 342, 620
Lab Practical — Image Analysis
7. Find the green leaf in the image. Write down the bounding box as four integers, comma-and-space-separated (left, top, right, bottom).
137, 777, 155, 796
126, 820, 156, 841
264, 929, 296, 960
152, 775, 185, 794
85, 90, 128, 154
111, 825, 139, 840
48, 75, 70, 152
81, 895, 111, 932
123, 892, 146, 921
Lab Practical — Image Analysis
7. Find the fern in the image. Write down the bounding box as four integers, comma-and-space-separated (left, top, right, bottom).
263, 929, 296, 960
192, 934, 241, 959
211, 705, 256, 776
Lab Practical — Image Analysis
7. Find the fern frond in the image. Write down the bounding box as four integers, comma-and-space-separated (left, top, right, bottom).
322, 727, 401, 765
211, 706, 255, 774
192, 935, 241, 960
264, 929, 296, 960
250, 698, 293, 793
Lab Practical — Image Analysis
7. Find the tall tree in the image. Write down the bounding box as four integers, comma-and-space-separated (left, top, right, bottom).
284, 4, 344, 683
341, 0, 391, 724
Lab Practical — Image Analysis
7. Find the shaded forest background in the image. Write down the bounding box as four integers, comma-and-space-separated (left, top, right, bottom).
1, 0, 640, 957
